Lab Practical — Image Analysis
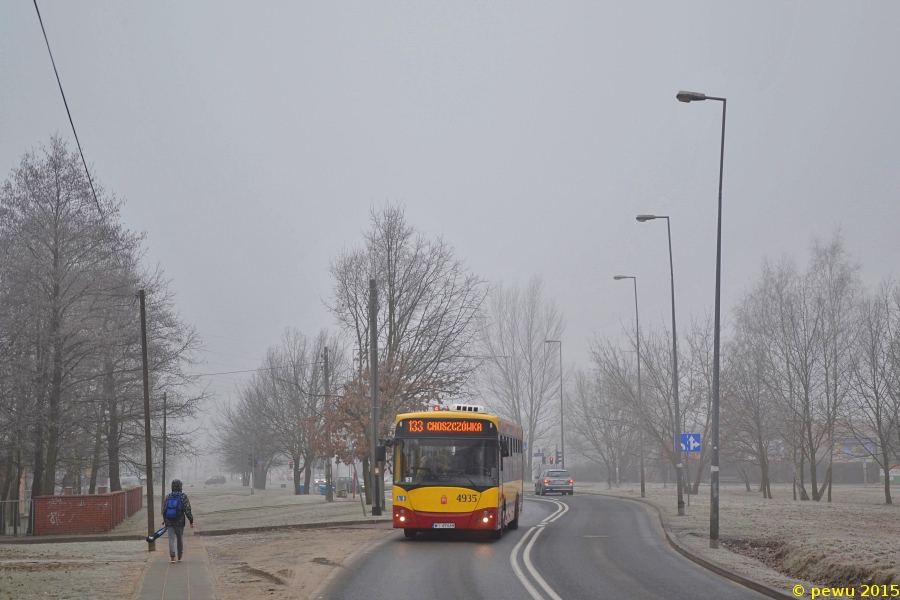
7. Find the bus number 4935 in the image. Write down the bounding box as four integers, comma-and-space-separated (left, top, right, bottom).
457, 494, 478, 502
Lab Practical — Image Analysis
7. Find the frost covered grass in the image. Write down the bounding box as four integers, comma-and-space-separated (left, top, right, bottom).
580, 482, 899, 589
182, 482, 386, 530
0, 540, 146, 599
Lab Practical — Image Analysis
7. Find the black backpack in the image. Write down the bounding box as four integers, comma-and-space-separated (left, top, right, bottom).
164, 493, 183, 521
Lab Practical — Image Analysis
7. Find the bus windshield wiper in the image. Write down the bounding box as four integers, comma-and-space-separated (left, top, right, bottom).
452, 471, 483, 490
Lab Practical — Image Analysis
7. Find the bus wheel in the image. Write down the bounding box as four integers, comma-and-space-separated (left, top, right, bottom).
403, 529, 417, 539
508, 497, 520, 530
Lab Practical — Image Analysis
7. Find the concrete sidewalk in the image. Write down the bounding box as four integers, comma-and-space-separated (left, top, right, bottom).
132, 532, 219, 600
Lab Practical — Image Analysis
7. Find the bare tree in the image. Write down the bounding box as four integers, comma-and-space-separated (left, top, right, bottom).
328, 203, 487, 410
810, 232, 861, 502
722, 327, 779, 498
478, 275, 565, 475
569, 369, 639, 487
843, 282, 898, 504
0, 137, 204, 500
327, 204, 487, 502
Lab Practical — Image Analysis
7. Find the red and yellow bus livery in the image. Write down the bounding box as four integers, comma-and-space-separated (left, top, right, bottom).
391, 405, 524, 539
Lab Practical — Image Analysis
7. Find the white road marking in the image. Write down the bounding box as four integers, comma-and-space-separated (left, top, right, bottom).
508, 497, 568, 600
546, 500, 569, 523
523, 525, 565, 600
509, 527, 544, 600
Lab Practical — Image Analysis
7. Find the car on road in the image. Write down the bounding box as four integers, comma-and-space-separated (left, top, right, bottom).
535, 469, 574, 495
335, 476, 365, 495
205, 475, 227, 485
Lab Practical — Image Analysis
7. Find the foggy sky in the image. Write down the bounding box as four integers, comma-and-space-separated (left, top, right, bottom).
3, 1, 899, 405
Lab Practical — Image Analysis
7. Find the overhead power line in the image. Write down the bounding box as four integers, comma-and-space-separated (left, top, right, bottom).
32, 0, 103, 216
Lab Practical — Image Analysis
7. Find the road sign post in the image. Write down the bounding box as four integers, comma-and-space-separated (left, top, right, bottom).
679, 433, 701, 507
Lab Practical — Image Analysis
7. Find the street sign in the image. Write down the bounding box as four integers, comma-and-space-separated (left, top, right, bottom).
680, 433, 702, 453
533, 452, 544, 457
257, 459, 266, 464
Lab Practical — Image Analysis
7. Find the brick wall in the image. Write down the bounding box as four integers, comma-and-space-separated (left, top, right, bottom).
125, 486, 143, 518
33, 486, 143, 536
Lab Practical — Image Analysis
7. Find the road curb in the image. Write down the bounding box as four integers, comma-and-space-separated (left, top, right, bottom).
306, 526, 398, 600
194, 517, 392, 537
579, 491, 794, 600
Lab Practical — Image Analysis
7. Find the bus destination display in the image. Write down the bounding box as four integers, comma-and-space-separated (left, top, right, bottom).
401, 419, 486, 434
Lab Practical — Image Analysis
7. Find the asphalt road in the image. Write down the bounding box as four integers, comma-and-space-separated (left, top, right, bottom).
323, 492, 770, 600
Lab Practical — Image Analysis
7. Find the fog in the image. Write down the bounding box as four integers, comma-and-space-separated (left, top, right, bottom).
3, 0, 898, 405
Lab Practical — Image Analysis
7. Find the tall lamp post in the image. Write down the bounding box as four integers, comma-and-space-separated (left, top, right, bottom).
677, 89, 727, 549
613, 275, 645, 498
543, 340, 565, 470
636, 214, 685, 516
161, 392, 167, 510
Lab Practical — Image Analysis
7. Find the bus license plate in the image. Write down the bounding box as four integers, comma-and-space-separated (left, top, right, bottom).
432, 523, 455, 529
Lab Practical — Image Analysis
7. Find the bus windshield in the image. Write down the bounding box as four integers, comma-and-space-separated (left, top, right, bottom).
394, 437, 499, 490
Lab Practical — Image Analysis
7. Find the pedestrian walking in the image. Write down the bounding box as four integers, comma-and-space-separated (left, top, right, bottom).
161, 479, 194, 563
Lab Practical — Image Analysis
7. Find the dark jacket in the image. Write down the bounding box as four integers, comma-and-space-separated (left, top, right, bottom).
161, 492, 194, 527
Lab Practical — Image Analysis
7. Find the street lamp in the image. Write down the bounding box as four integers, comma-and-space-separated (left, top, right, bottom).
543, 340, 565, 470
677, 89, 727, 549
636, 214, 685, 516
613, 275, 645, 498
161, 392, 167, 511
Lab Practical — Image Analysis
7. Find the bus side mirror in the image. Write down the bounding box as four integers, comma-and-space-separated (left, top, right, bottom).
375, 445, 386, 462
500, 440, 510, 457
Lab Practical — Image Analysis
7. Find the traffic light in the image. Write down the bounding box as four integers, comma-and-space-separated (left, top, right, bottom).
549, 456, 554, 464
289, 460, 294, 470
248, 454, 252, 468
555, 449, 562, 465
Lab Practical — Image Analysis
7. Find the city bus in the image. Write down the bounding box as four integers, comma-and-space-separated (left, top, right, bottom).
390, 404, 524, 539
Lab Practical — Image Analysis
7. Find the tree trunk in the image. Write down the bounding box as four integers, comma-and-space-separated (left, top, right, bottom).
105, 370, 122, 492
804, 396, 820, 501
760, 454, 772, 499
882, 449, 892, 505
797, 452, 810, 501
293, 458, 302, 495
89, 421, 103, 494
30, 425, 45, 500
43, 330, 65, 496
257, 466, 269, 490
303, 455, 314, 495
362, 455, 372, 505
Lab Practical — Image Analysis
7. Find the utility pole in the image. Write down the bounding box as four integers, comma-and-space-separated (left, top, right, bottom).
544, 340, 565, 469
324, 347, 333, 502
369, 279, 382, 516
161, 392, 167, 509
139, 290, 156, 552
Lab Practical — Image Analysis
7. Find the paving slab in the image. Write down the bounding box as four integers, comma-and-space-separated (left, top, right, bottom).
133, 532, 219, 600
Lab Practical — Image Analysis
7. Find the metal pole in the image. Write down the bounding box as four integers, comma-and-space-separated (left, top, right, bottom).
139, 290, 155, 552
633, 279, 646, 498
710, 97, 726, 549
369, 279, 382, 516
324, 347, 333, 502
161, 392, 166, 510
665, 218, 685, 516
559, 344, 565, 469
